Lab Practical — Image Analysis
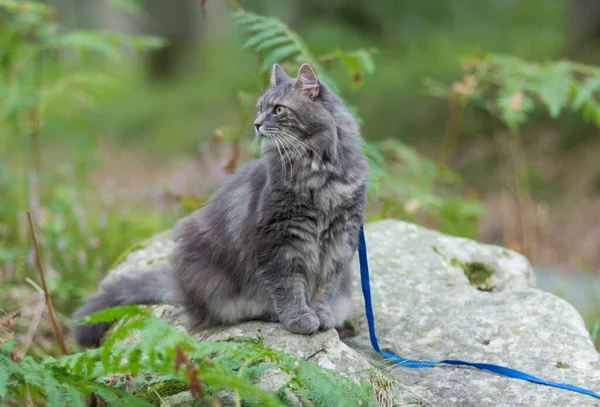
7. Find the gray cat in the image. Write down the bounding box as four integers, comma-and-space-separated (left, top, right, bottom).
73, 63, 368, 348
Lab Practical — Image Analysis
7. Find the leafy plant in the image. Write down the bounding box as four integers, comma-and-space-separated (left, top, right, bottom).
1, 306, 378, 406
425, 52, 600, 257
426, 52, 600, 131
0, 0, 175, 314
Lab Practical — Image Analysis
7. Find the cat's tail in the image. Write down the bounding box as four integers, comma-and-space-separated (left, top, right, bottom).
72, 267, 178, 348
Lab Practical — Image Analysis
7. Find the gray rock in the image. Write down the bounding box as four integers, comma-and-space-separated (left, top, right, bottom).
145, 306, 409, 406
105, 219, 600, 407
346, 220, 600, 407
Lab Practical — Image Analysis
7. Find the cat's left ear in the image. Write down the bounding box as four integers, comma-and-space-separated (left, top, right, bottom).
295, 63, 320, 98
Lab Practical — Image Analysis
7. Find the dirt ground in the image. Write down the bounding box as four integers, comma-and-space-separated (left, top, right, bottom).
86, 136, 600, 274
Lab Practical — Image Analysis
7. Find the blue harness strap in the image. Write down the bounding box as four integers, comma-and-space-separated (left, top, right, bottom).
357, 225, 600, 400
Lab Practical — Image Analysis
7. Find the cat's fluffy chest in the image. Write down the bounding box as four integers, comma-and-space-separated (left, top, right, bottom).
305, 179, 359, 274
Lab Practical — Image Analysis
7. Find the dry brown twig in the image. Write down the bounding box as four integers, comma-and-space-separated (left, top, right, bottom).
1, 311, 21, 332
26, 211, 69, 355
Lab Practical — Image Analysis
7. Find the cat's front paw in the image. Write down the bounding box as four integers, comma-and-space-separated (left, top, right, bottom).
282, 311, 320, 335
316, 310, 335, 331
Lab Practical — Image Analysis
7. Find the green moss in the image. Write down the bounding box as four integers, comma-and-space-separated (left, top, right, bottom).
556, 360, 570, 369
133, 379, 188, 406
451, 259, 494, 290
147, 255, 169, 266
463, 262, 494, 287
450, 258, 462, 268
220, 335, 264, 346
109, 241, 146, 270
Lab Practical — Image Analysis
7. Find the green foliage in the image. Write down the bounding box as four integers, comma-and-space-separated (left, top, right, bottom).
232, 6, 484, 237
372, 139, 485, 237
426, 53, 600, 132
1, 341, 152, 406
0, 0, 164, 128
0, 0, 175, 315
2, 306, 378, 406
233, 10, 376, 93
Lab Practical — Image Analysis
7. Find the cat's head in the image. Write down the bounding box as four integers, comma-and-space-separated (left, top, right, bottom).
254, 63, 342, 161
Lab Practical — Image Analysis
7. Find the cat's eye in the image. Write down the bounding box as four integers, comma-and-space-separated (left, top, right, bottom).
273, 105, 285, 115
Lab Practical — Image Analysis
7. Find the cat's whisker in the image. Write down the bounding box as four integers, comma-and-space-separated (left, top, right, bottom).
248, 135, 259, 157
280, 133, 309, 177
277, 132, 304, 165
277, 138, 289, 181
275, 134, 293, 181
274, 134, 294, 181
279, 129, 325, 168
277, 129, 306, 156
254, 74, 265, 95
275, 130, 310, 177
271, 136, 286, 180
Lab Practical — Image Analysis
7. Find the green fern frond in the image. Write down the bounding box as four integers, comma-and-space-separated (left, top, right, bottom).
55, 312, 378, 406
255, 36, 294, 52
233, 11, 306, 70
51, 30, 166, 60
232, 11, 342, 96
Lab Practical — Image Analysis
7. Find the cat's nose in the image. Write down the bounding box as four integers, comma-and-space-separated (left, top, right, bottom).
254, 119, 262, 132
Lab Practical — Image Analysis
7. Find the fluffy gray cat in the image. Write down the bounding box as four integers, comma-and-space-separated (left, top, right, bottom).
73, 63, 368, 348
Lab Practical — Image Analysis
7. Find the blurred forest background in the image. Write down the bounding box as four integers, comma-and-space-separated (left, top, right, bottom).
2, 0, 600, 360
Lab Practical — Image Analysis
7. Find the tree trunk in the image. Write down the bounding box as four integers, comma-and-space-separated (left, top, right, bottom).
142, 0, 202, 81
567, 0, 600, 59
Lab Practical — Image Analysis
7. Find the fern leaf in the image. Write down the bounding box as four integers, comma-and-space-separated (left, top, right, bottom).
0, 366, 9, 398
243, 26, 287, 49
79, 304, 149, 325
62, 382, 87, 406
201, 370, 285, 407
231, 10, 264, 24
261, 44, 301, 72
245, 20, 284, 34
255, 36, 294, 51
582, 100, 600, 127
127, 35, 167, 52
573, 77, 600, 110
94, 386, 151, 407
100, 315, 146, 369
533, 62, 572, 118
123, 347, 143, 377
43, 374, 65, 407
20, 362, 44, 388
357, 50, 376, 74
52, 31, 122, 60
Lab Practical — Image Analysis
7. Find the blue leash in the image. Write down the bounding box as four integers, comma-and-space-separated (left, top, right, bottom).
357, 225, 600, 400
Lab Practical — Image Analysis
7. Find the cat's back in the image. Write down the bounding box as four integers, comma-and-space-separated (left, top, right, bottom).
174, 158, 268, 243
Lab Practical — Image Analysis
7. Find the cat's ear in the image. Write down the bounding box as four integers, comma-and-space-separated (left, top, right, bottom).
295, 63, 319, 98
270, 64, 290, 87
